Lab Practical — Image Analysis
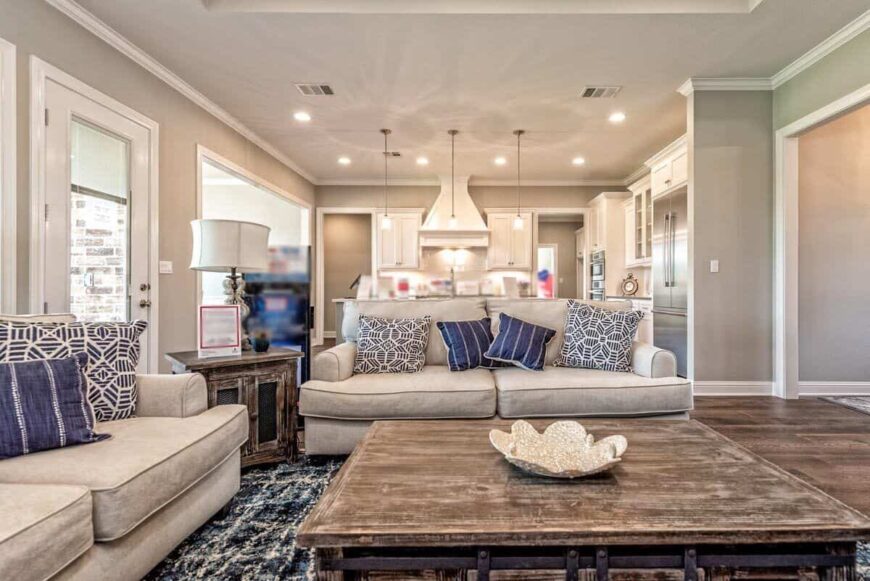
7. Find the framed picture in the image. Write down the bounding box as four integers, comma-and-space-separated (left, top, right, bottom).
198, 304, 241, 358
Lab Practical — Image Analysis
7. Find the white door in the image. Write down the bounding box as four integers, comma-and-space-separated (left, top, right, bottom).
510, 213, 533, 269
397, 215, 420, 269
42, 79, 153, 368
375, 212, 399, 268
487, 214, 513, 268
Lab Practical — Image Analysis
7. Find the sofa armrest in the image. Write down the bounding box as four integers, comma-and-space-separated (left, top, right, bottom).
631, 341, 677, 378
135, 373, 208, 418
312, 342, 357, 382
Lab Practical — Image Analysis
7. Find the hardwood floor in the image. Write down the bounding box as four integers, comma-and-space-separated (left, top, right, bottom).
692, 396, 870, 516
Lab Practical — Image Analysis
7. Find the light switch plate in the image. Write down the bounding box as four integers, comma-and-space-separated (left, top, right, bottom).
159, 261, 174, 274
710, 259, 719, 273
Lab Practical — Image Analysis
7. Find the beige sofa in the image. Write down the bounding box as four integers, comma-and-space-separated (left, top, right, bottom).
301, 298, 692, 455
0, 316, 248, 581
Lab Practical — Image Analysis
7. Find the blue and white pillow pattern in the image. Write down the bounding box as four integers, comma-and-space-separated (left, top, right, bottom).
556, 301, 642, 372
484, 313, 556, 371
353, 315, 432, 374
0, 353, 109, 459
0, 320, 148, 421
437, 318, 506, 372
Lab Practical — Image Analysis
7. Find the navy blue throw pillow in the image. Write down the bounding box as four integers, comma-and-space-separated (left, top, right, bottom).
0, 353, 109, 459
437, 318, 506, 372
484, 313, 557, 371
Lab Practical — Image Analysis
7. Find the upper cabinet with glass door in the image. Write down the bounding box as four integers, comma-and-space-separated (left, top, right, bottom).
625, 175, 652, 267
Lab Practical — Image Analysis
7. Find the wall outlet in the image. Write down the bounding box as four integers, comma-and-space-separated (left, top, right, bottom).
159, 261, 174, 274
710, 259, 719, 273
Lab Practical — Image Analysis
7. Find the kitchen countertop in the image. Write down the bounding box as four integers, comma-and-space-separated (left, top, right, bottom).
606, 295, 652, 301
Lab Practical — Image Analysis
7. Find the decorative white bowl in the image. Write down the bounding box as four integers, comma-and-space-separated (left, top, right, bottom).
489, 420, 627, 479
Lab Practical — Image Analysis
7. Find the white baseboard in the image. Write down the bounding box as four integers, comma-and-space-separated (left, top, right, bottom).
798, 382, 870, 396
323, 331, 336, 339
692, 381, 773, 396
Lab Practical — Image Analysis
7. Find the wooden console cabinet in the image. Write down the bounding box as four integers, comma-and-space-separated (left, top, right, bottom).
165, 348, 303, 467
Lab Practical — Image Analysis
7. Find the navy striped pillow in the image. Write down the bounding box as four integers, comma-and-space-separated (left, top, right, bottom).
485, 313, 557, 371
436, 318, 506, 372
0, 353, 109, 459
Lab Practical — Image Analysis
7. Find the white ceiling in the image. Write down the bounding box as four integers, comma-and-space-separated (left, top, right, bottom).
76, 0, 870, 183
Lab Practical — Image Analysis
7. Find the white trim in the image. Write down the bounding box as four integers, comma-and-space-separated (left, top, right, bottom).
771, 10, 870, 89
318, 178, 441, 187
676, 10, 870, 95
622, 165, 649, 186
323, 331, 336, 339
45, 0, 317, 185
799, 382, 870, 397
644, 134, 688, 168
773, 83, 870, 400
677, 78, 773, 96
471, 179, 625, 187
314, 206, 377, 346
692, 381, 773, 396
29, 56, 160, 372
536, 243, 558, 297
0, 37, 16, 313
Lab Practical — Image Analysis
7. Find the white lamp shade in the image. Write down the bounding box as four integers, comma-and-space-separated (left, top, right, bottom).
189, 219, 271, 273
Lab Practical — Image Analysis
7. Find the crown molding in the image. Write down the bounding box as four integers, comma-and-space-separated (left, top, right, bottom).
772, 9, 870, 89
677, 77, 773, 96
45, 0, 318, 185
316, 178, 441, 187
470, 178, 625, 187
622, 165, 650, 186
644, 134, 688, 168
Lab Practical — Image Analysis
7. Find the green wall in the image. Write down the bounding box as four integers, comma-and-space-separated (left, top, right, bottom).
774, 28, 870, 129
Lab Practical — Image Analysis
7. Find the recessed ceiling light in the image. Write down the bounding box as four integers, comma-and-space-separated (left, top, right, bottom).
337, 156, 351, 165
608, 111, 626, 124
572, 156, 586, 166
293, 111, 312, 122
416, 156, 429, 166
494, 156, 508, 166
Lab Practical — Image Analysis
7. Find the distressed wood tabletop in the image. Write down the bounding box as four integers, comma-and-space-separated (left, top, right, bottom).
297, 419, 870, 549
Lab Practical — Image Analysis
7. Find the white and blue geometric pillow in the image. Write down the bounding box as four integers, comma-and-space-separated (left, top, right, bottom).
0, 320, 148, 422
353, 315, 431, 374
556, 301, 642, 372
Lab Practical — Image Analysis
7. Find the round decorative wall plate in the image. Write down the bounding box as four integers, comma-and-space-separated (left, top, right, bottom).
620, 273, 639, 296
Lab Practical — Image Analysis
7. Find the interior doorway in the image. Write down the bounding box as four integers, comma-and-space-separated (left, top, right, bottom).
31, 59, 158, 371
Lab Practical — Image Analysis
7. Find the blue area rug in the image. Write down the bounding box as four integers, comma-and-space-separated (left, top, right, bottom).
146, 456, 869, 580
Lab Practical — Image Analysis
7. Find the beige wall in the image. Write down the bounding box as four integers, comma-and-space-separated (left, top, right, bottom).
0, 0, 314, 371
689, 90, 773, 382
537, 221, 582, 299
798, 104, 870, 381
323, 213, 371, 333
774, 29, 870, 130
315, 184, 610, 211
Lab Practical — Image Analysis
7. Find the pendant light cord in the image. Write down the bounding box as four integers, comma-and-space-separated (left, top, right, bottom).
449, 130, 458, 218
515, 130, 524, 217
382, 129, 389, 216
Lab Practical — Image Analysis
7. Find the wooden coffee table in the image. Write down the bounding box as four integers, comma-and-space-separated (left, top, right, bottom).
298, 419, 870, 580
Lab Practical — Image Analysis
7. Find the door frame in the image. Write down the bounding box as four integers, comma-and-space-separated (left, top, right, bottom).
195, 144, 314, 309
29, 57, 160, 371
536, 243, 558, 298
0, 37, 16, 313
314, 206, 377, 345
773, 82, 870, 399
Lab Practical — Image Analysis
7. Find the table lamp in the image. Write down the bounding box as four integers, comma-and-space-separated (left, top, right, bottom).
190, 219, 271, 348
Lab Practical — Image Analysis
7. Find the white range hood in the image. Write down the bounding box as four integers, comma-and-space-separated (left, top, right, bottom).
419, 175, 489, 248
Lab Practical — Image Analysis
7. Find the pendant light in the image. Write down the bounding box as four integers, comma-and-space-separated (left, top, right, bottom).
513, 129, 525, 230
381, 128, 392, 231
447, 129, 459, 230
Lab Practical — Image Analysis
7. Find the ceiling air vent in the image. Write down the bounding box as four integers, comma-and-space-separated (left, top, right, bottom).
295, 83, 334, 96
580, 86, 621, 98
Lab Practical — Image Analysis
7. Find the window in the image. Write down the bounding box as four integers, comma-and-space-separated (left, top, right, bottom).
199, 156, 310, 304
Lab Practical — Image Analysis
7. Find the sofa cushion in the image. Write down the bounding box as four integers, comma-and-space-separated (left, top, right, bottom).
493, 366, 693, 418
486, 313, 556, 371
486, 299, 629, 366
300, 365, 496, 420
437, 318, 506, 371
341, 298, 488, 366
0, 405, 247, 542
354, 315, 431, 374
0, 483, 93, 581
557, 302, 642, 372
0, 353, 108, 459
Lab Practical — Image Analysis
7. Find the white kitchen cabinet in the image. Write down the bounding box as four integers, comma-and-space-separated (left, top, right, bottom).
625, 175, 652, 267
375, 212, 421, 270
648, 135, 688, 198
487, 212, 533, 269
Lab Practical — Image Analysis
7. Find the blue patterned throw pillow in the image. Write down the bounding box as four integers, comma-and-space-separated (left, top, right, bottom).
437, 318, 506, 372
0, 353, 109, 459
556, 301, 642, 372
484, 313, 556, 371
0, 320, 148, 421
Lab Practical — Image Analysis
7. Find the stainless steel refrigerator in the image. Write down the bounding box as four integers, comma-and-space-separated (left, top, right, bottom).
652, 187, 688, 377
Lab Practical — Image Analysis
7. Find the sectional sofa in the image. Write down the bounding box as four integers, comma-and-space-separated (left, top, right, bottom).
0, 315, 248, 581
301, 298, 693, 455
